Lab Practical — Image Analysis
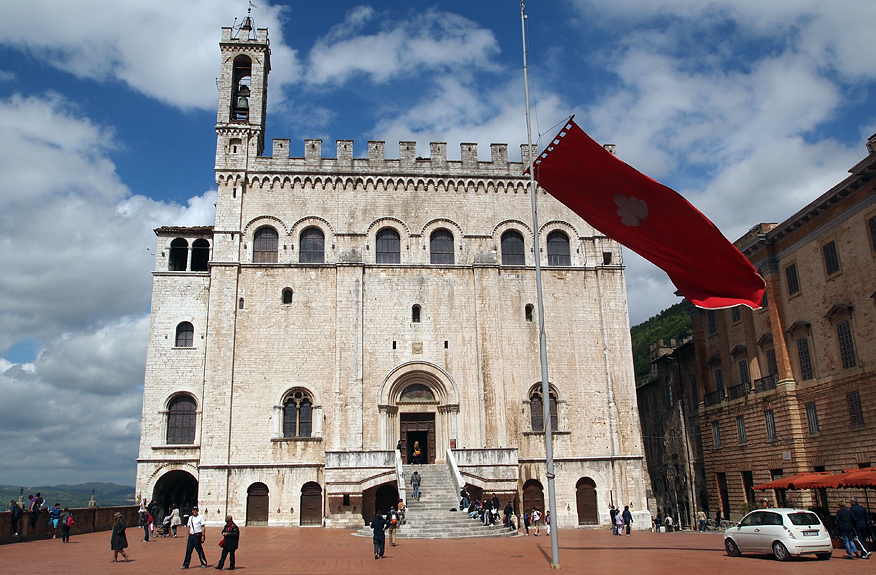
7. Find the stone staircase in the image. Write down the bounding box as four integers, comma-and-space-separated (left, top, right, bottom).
355, 464, 518, 539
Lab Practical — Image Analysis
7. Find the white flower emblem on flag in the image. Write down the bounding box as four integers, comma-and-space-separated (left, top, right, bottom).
614, 195, 648, 226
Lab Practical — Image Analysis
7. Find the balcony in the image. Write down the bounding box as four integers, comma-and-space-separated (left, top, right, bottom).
704, 390, 725, 407
726, 383, 751, 400
754, 373, 778, 393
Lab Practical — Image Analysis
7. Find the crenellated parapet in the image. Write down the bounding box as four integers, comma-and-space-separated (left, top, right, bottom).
249, 139, 537, 177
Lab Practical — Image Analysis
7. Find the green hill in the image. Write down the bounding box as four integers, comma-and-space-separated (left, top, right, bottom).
630, 301, 693, 385
1, 482, 135, 508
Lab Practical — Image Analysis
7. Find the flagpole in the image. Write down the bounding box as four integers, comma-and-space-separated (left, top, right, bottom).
521, 2, 559, 568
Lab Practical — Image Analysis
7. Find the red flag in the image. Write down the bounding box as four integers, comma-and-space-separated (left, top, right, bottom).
533, 119, 764, 309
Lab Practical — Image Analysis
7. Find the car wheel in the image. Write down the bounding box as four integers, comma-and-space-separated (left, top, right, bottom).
725, 538, 741, 557
772, 541, 790, 561
816, 552, 831, 560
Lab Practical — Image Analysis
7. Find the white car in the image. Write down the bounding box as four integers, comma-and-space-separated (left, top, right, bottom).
724, 508, 832, 561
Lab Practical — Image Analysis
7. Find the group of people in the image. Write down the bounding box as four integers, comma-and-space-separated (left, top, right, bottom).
7, 494, 75, 542
836, 497, 872, 560
609, 505, 633, 535
109, 504, 241, 570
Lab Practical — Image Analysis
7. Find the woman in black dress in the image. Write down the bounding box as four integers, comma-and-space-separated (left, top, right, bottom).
111, 512, 129, 562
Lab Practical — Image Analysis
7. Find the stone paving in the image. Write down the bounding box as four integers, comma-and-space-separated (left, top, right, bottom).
0, 526, 858, 574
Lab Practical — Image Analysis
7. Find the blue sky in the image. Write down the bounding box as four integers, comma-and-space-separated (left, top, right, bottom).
0, 0, 873, 486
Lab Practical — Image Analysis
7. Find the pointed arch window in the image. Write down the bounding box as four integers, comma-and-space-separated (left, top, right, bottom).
284, 390, 313, 438
166, 395, 197, 444
175, 322, 194, 348
299, 227, 325, 263
430, 229, 454, 264
253, 227, 278, 263
169, 238, 188, 271
530, 389, 558, 432
546, 231, 571, 266
501, 230, 525, 265
376, 228, 401, 264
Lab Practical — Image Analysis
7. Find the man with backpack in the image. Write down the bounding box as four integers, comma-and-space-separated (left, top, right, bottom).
410, 470, 421, 500
387, 507, 400, 546
59, 507, 74, 543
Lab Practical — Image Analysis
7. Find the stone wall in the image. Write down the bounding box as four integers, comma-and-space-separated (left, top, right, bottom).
0, 506, 139, 545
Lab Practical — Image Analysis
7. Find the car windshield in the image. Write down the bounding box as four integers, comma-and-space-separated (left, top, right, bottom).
787, 512, 821, 526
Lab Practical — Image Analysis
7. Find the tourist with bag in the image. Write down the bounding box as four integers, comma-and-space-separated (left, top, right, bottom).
215, 515, 239, 571
111, 512, 129, 562
59, 507, 73, 543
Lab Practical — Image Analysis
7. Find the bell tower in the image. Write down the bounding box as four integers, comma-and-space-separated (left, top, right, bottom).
215, 12, 270, 171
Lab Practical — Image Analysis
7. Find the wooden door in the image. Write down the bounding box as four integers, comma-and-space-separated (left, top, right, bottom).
576, 478, 598, 524
299, 482, 322, 526
400, 413, 436, 463
522, 479, 545, 515
246, 483, 269, 526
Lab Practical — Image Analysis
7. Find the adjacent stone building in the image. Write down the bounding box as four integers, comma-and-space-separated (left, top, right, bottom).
691, 134, 876, 520
135, 18, 650, 528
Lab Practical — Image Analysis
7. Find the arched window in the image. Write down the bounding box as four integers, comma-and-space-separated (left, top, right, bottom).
238, 297, 245, 310
191, 239, 210, 271
530, 389, 558, 432
175, 322, 194, 348
525, 304, 534, 322
376, 228, 400, 264
232, 55, 252, 122
412, 304, 421, 323
430, 229, 454, 264
166, 395, 197, 444
546, 231, 571, 266
299, 227, 325, 263
284, 390, 313, 438
282, 288, 293, 304
169, 238, 188, 271
253, 227, 278, 263
501, 230, 525, 265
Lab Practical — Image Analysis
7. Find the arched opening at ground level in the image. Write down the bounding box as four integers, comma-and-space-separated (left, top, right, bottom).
152, 469, 198, 522
361, 482, 399, 522
576, 477, 598, 524
300, 481, 323, 526
522, 479, 545, 516
246, 482, 269, 526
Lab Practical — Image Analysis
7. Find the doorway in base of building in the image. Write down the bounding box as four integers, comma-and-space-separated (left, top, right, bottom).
300, 482, 322, 526
523, 478, 545, 515
576, 477, 598, 524
399, 412, 435, 464
152, 469, 198, 523
246, 482, 269, 526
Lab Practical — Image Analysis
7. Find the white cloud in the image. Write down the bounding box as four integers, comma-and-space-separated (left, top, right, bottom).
0, 0, 300, 110
0, 94, 214, 485
304, 7, 501, 85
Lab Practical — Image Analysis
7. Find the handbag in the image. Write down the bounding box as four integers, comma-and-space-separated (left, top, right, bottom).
218, 538, 225, 547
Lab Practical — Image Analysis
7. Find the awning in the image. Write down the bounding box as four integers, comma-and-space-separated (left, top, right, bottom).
754, 468, 876, 490
753, 472, 834, 490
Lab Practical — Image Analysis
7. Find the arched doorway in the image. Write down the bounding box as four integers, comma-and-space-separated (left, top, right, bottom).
300, 482, 323, 526
522, 479, 545, 515
152, 469, 198, 521
246, 483, 269, 526
576, 477, 598, 524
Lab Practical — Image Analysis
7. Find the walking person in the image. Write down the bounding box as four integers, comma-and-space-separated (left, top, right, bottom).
397, 498, 406, 525
59, 507, 73, 543
369, 512, 388, 559
110, 512, 129, 562
850, 498, 872, 559
697, 509, 707, 532
141, 508, 152, 542
410, 470, 421, 501
169, 503, 181, 537
836, 501, 860, 559
531, 508, 541, 536
387, 507, 399, 546
182, 505, 208, 569
9, 500, 23, 536
215, 515, 239, 571
522, 509, 530, 535
504, 501, 514, 528
545, 510, 551, 536
614, 509, 624, 535
622, 505, 633, 536
610, 506, 618, 535
412, 441, 422, 465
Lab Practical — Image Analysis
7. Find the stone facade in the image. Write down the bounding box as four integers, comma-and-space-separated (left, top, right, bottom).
690, 135, 876, 521
136, 21, 650, 529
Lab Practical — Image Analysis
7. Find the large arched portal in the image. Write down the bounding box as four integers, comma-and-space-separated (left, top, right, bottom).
152, 469, 198, 519
522, 479, 545, 516
378, 362, 459, 462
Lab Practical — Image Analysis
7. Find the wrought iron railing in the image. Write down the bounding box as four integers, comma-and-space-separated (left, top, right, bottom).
754, 373, 778, 393
704, 390, 725, 407
726, 383, 751, 400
